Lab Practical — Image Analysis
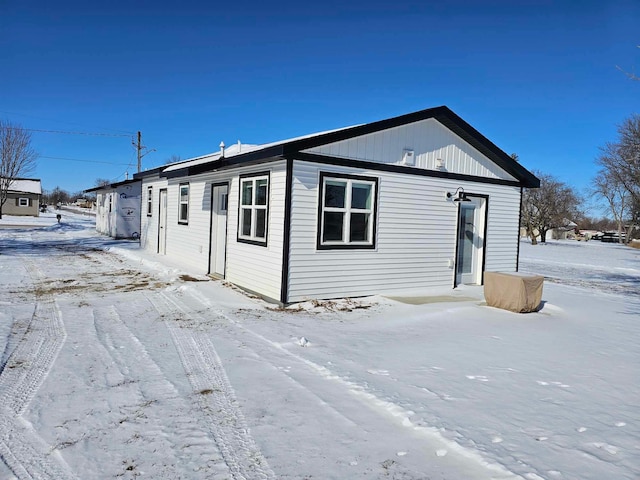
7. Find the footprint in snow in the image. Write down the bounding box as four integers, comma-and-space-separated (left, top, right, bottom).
592, 442, 618, 455
491, 437, 503, 443
615, 422, 626, 427
396, 451, 407, 457
435, 449, 447, 457
577, 427, 587, 433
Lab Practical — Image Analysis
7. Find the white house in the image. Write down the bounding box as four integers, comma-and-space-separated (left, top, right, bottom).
1, 178, 42, 217
85, 180, 141, 239
135, 106, 539, 304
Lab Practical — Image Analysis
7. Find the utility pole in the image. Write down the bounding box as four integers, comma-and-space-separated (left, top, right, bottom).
133, 131, 155, 173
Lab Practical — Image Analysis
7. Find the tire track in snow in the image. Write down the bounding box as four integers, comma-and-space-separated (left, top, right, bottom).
92, 305, 230, 478
0, 257, 76, 479
182, 288, 524, 480
147, 291, 275, 480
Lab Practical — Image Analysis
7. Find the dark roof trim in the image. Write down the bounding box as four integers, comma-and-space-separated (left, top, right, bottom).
133, 165, 166, 179
295, 152, 523, 187
148, 106, 539, 188
84, 178, 140, 193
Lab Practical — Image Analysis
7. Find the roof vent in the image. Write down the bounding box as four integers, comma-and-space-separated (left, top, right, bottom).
219, 141, 225, 157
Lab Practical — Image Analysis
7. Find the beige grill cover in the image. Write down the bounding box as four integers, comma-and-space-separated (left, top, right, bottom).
484, 272, 544, 313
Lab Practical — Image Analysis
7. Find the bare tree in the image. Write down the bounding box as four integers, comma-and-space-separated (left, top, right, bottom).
44, 186, 70, 206
95, 178, 111, 187
617, 45, 640, 81
591, 169, 629, 243
521, 171, 581, 244
165, 154, 181, 165
0, 120, 38, 218
596, 114, 640, 207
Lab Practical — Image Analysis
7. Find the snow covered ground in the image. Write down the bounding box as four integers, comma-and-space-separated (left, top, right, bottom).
0, 211, 638, 480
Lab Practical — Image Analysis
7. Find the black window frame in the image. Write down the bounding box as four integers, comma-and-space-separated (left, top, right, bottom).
237, 171, 270, 247
316, 172, 378, 250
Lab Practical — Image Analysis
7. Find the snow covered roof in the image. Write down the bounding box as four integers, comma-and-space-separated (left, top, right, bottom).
162, 127, 354, 174
6, 178, 41, 195
163, 142, 263, 173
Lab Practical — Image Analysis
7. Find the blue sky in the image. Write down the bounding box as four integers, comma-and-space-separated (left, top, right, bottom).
1, 0, 638, 214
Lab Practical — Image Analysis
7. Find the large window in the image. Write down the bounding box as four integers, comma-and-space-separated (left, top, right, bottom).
178, 183, 189, 224
146, 187, 153, 216
318, 173, 377, 249
238, 173, 269, 245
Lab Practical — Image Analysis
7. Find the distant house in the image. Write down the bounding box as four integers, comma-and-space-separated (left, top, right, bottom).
85, 180, 141, 239
135, 106, 539, 304
1, 178, 42, 217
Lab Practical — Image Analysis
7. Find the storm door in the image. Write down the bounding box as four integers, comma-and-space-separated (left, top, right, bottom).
209, 184, 228, 277
158, 189, 168, 255
455, 196, 486, 285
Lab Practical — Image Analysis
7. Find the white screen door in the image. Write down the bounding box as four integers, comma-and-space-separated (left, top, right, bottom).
455, 197, 485, 285
158, 189, 167, 255
209, 184, 228, 277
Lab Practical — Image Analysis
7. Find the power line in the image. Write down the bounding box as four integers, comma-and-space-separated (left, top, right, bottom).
0, 110, 134, 135
25, 128, 132, 137
39, 155, 132, 166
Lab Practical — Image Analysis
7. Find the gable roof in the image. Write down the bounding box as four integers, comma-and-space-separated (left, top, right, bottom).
136, 106, 540, 188
5, 178, 42, 195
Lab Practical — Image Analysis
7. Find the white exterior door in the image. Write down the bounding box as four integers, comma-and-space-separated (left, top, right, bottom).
455, 197, 485, 285
209, 184, 228, 277
158, 189, 167, 255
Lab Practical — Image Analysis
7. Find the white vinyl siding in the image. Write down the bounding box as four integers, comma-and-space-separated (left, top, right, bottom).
483, 186, 522, 273
287, 160, 521, 302
304, 118, 517, 182
226, 162, 286, 301
140, 162, 286, 302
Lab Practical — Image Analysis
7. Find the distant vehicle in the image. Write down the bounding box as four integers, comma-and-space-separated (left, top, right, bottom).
600, 232, 626, 243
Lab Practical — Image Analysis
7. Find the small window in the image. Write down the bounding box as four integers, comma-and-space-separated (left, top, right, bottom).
18, 198, 29, 207
238, 173, 269, 245
318, 173, 377, 249
146, 187, 153, 216
178, 183, 189, 224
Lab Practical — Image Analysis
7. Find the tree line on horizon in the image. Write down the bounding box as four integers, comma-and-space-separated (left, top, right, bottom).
521, 113, 640, 245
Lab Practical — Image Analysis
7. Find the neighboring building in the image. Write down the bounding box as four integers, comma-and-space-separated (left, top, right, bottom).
85, 180, 141, 239
2, 178, 42, 217
550, 220, 578, 240
135, 106, 539, 304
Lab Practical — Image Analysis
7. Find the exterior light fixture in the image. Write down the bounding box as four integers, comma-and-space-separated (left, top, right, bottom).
446, 187, 471, 202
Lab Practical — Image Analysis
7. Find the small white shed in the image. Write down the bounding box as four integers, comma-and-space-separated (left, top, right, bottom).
85, 180, 142, 239
135, 106, 539, 304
